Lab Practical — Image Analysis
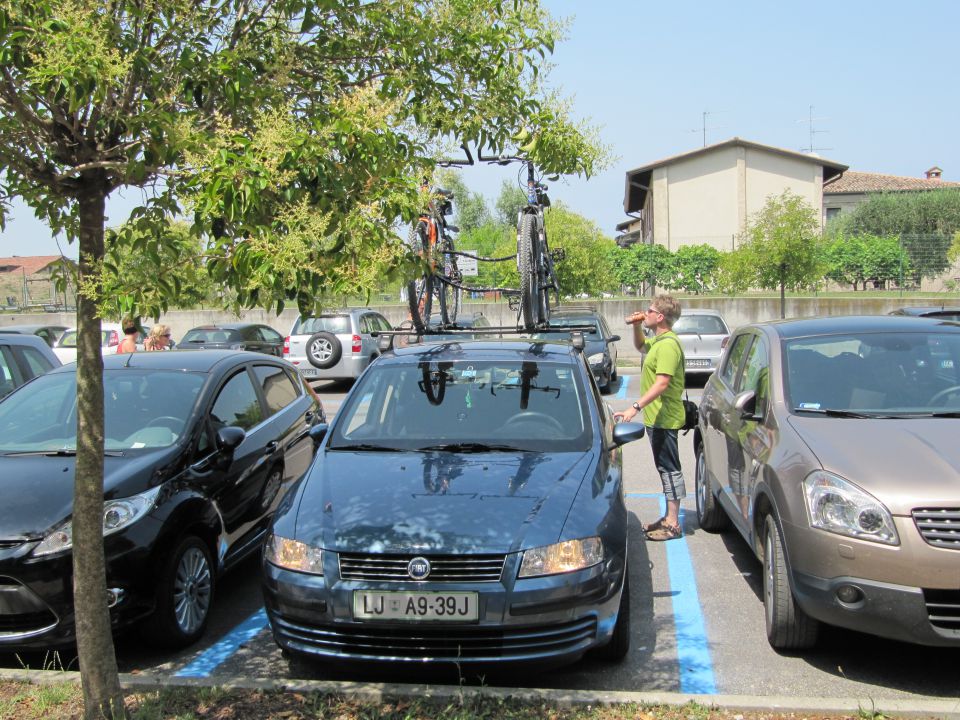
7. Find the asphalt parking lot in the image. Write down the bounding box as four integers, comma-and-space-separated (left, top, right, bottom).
3, 371, 959, 703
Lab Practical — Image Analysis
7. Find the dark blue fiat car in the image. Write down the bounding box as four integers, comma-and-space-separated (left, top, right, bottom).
263, 339, 645, 666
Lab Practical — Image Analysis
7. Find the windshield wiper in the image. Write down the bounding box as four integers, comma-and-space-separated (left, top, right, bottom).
3, 449, 125, 457
330, 443, 406, 452
793, 408, 890, 418
914, 411, 960, 418
417, 443, 521, 453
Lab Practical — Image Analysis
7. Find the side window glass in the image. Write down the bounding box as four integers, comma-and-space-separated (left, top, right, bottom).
0, 347, 19, 399
253, 364, 299, 416
738, 336, 770, 416
210, 370, 263, 431
261, 327, 282, 343
377, 315, 391, 332
719, 334, 751, 386
360, 316, 372, 334
16, 346, 55, 379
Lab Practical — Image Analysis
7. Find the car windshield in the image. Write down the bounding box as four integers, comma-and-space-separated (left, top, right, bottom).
0, 369, 205, 453
786, 331, 960, 414
329, 358, 593, 452
673, 315, 727, 335
183, 328, 240, 343
294, 316, 351, 334
57, 330, 115, 348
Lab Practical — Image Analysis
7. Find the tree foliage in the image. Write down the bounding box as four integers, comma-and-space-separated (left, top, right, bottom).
672, 244, 722, 294
436, 169, 490, 234
543, 202, 616, 297
829, 188, 960, 237
823, 232, 909, 290
610, 242, 676, 294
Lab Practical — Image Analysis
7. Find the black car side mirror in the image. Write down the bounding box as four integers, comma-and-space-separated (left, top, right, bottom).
612, 421, 645, 447
607, 335, 621, 344
213, 426, 245, 469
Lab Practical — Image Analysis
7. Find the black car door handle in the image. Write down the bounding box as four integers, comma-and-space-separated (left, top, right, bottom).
264, 441, 279, 455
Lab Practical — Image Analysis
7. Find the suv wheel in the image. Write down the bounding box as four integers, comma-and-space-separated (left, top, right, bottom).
695, 441, 728, 532
763, 514, 819, 650
143, 535, 214, 648
307, 332, 342, 369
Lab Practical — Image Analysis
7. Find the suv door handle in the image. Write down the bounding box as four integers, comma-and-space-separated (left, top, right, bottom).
264, 441, 279, 455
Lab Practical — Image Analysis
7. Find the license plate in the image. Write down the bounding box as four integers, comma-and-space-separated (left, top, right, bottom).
299, 368, 319, 377
686, 359, 710, 368
353, 591, 478, 621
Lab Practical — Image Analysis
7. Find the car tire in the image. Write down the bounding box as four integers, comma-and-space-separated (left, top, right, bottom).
611, 366, 618, 382
306, 332, 342, 369
763, 514, 819, 650
143, 535, 215, 649
695, 441, 729, 532
596, 568, 630, 662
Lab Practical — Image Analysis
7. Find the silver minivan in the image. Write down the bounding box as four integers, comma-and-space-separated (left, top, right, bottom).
284, 308, 392, 381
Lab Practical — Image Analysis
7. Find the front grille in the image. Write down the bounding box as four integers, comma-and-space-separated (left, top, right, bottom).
0, 610, 58, 635
338, 553, 506, 583
912, 508, 960, 549
923, 589, 960, 631
273, 615, 597, 661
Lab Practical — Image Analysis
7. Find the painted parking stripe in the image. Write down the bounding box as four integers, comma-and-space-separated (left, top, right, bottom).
626, 494, 717, 694
174, 608, 268, 678
615, 374, 631, 399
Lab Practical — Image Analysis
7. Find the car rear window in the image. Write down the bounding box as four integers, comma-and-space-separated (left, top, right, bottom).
294, 316, 351, 335
673, 315, 727, 335
182, 328, 241, 343
57, 330, 117, 348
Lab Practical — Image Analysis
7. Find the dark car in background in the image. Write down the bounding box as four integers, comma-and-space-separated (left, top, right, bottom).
694, 315, 960, 650
263, 339, 646, 666
532, 307, 620, 393
0, 324, 68, 348
179, 323, 285, 356
392, 312, 494, 348
888, 306, 960, 321
0, 333, 61, 400
0, 350, 324, 650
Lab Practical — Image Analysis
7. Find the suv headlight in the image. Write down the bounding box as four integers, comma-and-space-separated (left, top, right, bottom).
587, 352, 605, 366
264, 534, 324, 575
32, 485, 163, 557
803, 471, 899, 545
519, 537, 603, 578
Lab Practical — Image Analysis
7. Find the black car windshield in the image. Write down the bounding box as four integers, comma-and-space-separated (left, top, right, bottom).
786, 331, 960, 414
183, 328, 240, 343
329, 359, 593, 452
0, 369, 205, 453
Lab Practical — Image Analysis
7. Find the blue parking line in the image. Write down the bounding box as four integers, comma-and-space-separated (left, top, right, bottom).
615, 374, 631, 399
174, 608, 268, 678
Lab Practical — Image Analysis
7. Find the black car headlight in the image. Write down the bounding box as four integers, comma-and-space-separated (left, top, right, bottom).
32, 485, 163, 557
803, 471, 899, 545
586, 352, 606, 367
518, 537, 603, 578
264, 534, 324, 575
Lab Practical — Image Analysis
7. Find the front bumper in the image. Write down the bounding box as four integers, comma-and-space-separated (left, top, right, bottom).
262, 550, 625, 664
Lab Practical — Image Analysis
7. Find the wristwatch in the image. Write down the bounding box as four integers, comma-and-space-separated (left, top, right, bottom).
632, 402, 642, 412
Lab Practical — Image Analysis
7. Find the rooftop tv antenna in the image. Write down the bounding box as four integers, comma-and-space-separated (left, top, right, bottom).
689, 110, 726, 147
798, 105, 831, 154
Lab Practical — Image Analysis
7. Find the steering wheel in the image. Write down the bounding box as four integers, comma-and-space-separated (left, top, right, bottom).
145, 415, 181, 429
503, 411, 565, 434
928, 385, 960, 406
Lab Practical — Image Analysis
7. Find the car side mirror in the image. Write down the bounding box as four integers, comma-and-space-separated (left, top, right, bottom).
213, 426, 245, 469
607, 335, 621, 344
734, 390, 758, 419
309, 423, 328, 445
612, 421, 645, 447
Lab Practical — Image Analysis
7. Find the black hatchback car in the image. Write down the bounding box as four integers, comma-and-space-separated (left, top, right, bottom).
532, 308, 620, 393
0, 350, 324, 650
179, 323, 285, 356
263, 339, 646, 666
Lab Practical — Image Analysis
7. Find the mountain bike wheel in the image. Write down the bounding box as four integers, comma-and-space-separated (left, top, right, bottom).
518, 213, 540, 330
406, 221, 434, 334
539, 231, 558, 326
437, 238, 461, 326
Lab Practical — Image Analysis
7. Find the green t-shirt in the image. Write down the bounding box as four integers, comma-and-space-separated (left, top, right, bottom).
641, 331, 685, 429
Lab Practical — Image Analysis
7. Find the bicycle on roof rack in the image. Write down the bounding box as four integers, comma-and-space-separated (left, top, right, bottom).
404, 145, 564, 335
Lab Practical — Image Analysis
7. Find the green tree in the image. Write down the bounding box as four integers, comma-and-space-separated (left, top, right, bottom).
719, 192, 823, 318
543, 202, 617, 297
673, 244, 722, 294
824, 233, 909, 291
611, 242, 676, 295
436, 169, 490, 233
0, 1, 604, 716
495, 180, 528, 226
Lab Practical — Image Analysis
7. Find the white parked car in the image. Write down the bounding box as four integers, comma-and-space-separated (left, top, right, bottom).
283, 309, 392, 382
672, 308, 730, 375
53, 324, 144, 364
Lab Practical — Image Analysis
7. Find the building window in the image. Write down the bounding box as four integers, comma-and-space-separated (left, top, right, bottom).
825, 207, 841, 222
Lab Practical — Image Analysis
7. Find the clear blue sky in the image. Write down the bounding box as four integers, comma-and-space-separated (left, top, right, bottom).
3, 0, 958, 259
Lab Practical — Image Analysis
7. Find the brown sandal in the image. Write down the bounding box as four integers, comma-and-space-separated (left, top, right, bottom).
643, 516, 668, 533
645, 523, 682, 541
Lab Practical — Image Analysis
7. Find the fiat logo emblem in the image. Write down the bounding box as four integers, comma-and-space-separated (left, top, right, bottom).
407, 556, 431, 580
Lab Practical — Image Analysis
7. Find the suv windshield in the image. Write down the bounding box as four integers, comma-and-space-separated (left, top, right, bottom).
0, 370, 205, 453
294, 316, 351, 334
329, 359, 592, 453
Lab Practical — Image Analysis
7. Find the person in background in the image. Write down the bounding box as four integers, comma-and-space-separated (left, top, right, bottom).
116, 317, 139, 354
614, 294, 687, 541
144, 324, 173, 351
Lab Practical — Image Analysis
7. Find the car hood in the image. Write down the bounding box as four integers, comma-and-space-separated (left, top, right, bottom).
788, 416, 960, 514
295, 450, 593, 554
0, 448, 180, 538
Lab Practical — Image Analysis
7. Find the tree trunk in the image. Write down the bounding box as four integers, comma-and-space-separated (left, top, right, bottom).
779, 279, 786, 319
74, 188, 127, 720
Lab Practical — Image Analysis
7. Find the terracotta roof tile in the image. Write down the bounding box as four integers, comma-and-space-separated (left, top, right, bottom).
0, 255, 68, 275
824, 171, 960, 194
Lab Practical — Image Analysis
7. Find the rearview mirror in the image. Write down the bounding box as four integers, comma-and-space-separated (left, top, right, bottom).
612, 421, 645, 447
607, 335, 621, 344
734, 390, 758, 419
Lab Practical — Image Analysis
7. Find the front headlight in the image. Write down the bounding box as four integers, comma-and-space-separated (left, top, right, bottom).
519, 537, 603, 578
264, 534, 324, 575
587, 352, 605, 366
32, 485, 162, 557
803, 471, 899, 545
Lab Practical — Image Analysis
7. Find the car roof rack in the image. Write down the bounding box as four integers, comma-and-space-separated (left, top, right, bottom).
373, 324, 594, 352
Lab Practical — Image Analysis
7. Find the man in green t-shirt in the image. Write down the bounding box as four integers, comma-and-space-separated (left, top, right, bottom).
614, 294, 686, 541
